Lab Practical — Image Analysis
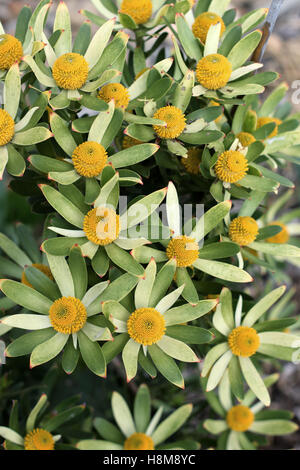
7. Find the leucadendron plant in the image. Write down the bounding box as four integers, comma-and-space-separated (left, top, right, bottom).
0, 0, 300, 451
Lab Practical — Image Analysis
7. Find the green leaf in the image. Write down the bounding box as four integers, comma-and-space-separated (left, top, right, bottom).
193, 259, 253, 283
0, 427, 24, 446
78, 330, 106, 377
164, 300, 217, 326
228, 355, 244, 401
111, 392, 135, 438
102, 333, 129, 363
44, 406, 85, 433
152, 404, 192, 446
13, 127, 52, 146
5, 329, 55, 357
180, 130, 223, 145
198, 242, 239, 259
4, 63, 20, 120
42, 237, 85, 256
40, 185, 85, 228
0, 279, 52, 314
238, 174, 279, 193
0, 233, 31, 267
249, 241, 300, 258
53, 1, 71, 56
239, 356, 270, 406
68, 246, 87, 300
172, 70, 194, 112
175, 14, 202, 61
30, 332, 69, 367
250, 420, 298, 436
149, 259, 176, 307
94, 417, 124, 444
50, 112, 77, 156
108, 143, 159, 168
62, 338, 80, 374
227, 30, 262, 69
105, 243, 144, 277
26, 394, 48, 432
134, 384, 151, 433
148, 344, 184, 388
84, 18, 115, 69
243, 286, 286, 327
166, 325, 213, 345
29, 154, 73, 173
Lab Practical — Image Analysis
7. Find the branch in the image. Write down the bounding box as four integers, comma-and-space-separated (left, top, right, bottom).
252, 0, 285, 62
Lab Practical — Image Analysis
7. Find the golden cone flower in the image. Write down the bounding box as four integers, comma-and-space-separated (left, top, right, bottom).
124, 433, 154, 450
166, 236, 199, 267
49, 296, 87, 334
0, 109, 14, 146
153, 106, 186, 139
83, 207, 120, 246
229, 216, 259, 246
120, 0, 152, 24
228, 326, 260, 357
214, 150, 248, 183
181, 147, 202, 175
98, 83, 130, 109
192, 12, 225, 43
24, 428, 55, 451
72, 141, 107, 177
226, 405, 254, 432
237, 132, 256, 147
52, 53, 89, 90
127, 308, 166, 346
196, 54, 232, 90
0, 34, 23, 69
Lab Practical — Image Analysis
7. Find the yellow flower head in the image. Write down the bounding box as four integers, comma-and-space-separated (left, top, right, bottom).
237, 132, 256, 147
98, 83, 130, 109
266, 221, 289, 244
226, 405, 254, 432
0, 34, 23, 70
0, 108, 15, 146
196, 54, 232, 90
122, 135, 143, 149
127, 308, 166, 346
153, 106, 186, 139
214, 150, 248, 183
52, 53, 89, 90
229, 216, 259, 246
124, 432, 154, 450
72, 141, 107, 178
181, 147, 202, 175
24, 428, 55, 450
83, 207, 120, 246
120, 0, 152, 24
192, 12, 225, 43
21, 263, 54, 288
49, 296, 87, 334
166, 235, 199, 267
228, 326, 260, 357
257, 117, 282, 139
